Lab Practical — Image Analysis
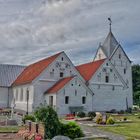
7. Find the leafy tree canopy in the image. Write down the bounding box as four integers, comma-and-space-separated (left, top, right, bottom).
132, 64, 140, 105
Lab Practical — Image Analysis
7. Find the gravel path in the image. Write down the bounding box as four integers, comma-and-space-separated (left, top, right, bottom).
78, 122, 126, 140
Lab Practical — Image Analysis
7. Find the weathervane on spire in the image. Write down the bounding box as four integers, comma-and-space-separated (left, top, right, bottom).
108, 17, 112, 32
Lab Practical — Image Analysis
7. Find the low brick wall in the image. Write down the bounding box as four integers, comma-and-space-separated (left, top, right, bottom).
25, 121, 45, 138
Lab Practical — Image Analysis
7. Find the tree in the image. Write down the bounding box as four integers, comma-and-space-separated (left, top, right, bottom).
132, 64, 140, 105
34, 106, 61, 139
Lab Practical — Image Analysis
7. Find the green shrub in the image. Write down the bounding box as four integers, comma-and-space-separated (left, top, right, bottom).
61, 122, 84, 139
118, 110, 125, 114
88, 112, 96, 119
77, 112, 86, 118
34, 106, 61, 139
96, 116, 102, 124
137, 114, 140, 119
106, 116, 115, 125
22, 115, 36, 123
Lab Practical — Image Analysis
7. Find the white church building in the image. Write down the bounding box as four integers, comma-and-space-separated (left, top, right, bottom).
0, 28, 133, 115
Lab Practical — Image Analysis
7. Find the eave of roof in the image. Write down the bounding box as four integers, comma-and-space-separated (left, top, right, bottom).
12, 52, 62, 86
76, 59, 106, 81
46, 77, 73, 94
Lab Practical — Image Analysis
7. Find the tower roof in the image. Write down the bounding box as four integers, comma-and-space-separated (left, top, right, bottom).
101, 31, 119, 57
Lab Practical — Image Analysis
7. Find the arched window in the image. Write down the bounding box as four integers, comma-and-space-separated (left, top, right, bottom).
16, 89, 18, 101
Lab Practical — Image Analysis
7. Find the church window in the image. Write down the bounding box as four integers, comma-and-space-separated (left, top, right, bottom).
82, 97, 86, 104
65, 96, 69, 104
61, 57, 63, 61
20, 88, 23, 101
75, 90, 77, 96
105, 75, 109, 83
49, 96, 53, 106
60, 72, 64, 78
16, 89, 18, 101
106, 63, 108, 66
124, 68, 126, 74
71, 83, 73, 86
110, 69, 112, 72
119, 53, 121, 59
112, 85, 115, 91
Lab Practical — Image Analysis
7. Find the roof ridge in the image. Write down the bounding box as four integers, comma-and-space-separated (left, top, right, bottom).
76, 59, 105, 81
46, 76, 74, 94
13, 52, 63, 86
28, 52, 62, 66
76, 58, 106, 67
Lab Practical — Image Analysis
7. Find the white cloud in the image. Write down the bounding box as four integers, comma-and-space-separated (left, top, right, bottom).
0, 0, 139, 65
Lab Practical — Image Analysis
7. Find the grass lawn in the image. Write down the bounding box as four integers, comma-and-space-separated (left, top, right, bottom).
0, 126, 19, 133
97, 114, 140, 139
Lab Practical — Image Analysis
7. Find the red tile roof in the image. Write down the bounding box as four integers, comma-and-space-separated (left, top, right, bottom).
46, 77, 73, 94
13, 52, 62, 86
76, 59, 105, 81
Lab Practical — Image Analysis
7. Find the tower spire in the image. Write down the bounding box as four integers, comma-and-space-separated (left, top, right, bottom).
108, 17, 112, 32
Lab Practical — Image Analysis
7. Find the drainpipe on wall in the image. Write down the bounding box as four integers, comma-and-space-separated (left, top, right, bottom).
26, 89, 29, 115
92, 93, 94, 112
7, 87, 10, 108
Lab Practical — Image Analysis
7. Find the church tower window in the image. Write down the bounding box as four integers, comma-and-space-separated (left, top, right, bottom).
75, 90, 77, 96
60, 72, 64, 77
105, 75, 109, 83
112, 85, 115, 90
119, 52, 121, 59
82, 97, 86, 104
124, 68, 126, 74
65, 96, 69, 104
61, 57, 64, 61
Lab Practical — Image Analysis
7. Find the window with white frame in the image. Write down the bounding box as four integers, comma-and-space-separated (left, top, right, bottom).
49, 96, 53, 106
16, 89, 18, 101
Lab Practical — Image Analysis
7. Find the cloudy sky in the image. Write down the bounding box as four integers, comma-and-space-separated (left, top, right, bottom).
0, 0, 139, 65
